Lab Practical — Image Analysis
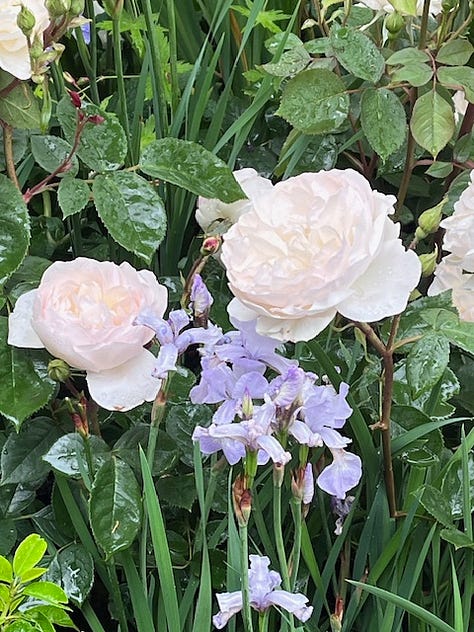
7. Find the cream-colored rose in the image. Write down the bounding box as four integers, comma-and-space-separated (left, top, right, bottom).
0, 0, 49, 80
8, 258, 168, 410
221, 169, 421, 342
429, 171, 474, 321
196, 168, 274, 233
359, 0, 442, 14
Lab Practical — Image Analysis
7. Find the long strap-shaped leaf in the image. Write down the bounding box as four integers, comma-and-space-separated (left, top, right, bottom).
139, 448, 181, 632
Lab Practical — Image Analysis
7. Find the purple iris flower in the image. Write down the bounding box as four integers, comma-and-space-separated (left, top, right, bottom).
192, 402, 290, 466
134, 308, 223, 379
81, 22, 91, 45
213, 555, 313, 629
190, 273, 213, 318
317, 449, 362, 500
190, 359, 269, 424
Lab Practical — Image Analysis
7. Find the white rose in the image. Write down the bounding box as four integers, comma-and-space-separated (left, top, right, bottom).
8, 258, 168, 411
0, 0, 49, 80
359, 0, 442, 14
429, 171, 474, 321
221, 169, 421, 343
196, 168, 273, 233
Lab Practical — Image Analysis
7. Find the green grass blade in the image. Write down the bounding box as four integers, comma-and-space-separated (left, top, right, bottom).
139, 447, 181, 632
347, 581, 457, 632
193, 443, 212, 630
121, 551, 156, 632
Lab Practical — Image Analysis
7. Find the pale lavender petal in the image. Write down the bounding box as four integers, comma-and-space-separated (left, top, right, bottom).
190, 362, 234, 404
256, 435, 291, 465
168, 309, 190, 336
303, 463, 314, 505
232, 372, 269, 400
209, 423, 249, 442
213, 591, 243, 629
317, 450, 362, 499
232, 356, 267, 377
266, 590, 313, 622
248, 556, 281, 606
213, 399, 239, 425
221, 440, 246, 465
289, 420, 323, 447
153, 343, 178, 378
176, 323, 223, 353
192, 426, 222, 455
134, 311, 173, 344
319, 427, 352, 449
190, 274, 213, 316
304, 383, 352, 430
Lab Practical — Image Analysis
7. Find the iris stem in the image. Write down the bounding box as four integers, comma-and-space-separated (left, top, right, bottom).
289, 497, 302, 592
239, 523, 254, 632
273, 479, 295, 632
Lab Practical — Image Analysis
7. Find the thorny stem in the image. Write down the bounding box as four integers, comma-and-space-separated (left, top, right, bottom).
1, 123, 20, 190
355, 316, 401, 518
23, 111, 92, 203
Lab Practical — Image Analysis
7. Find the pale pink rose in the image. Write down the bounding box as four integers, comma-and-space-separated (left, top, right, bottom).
196, 168, 273, 233
429, 171, 474, 321
0, 0, 50, 80
221, 169, 421, 342
359, 0, 442, 14
8, 258, 168, 411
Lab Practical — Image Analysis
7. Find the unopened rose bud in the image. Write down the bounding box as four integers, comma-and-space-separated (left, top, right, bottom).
419, 247, 438, 277
45, 0, 71, 17
415, 199, 446, 240
48, 358, 71, 382
87, 114, 105, 125
17, 5, 36, 38
69, 90, 82, 108
385, 11, 405, 38
29, 35, 44, 60
201, 235, 221, 255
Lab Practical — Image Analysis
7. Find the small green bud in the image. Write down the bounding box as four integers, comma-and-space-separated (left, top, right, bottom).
45, 0, 71, 18
17, 5, 36, 38
416, 198, 446, 239
48, 359, 71, 382
441, 0, 457, 12
385, 11, 405, 37
69, 0, 84, 15
419, 247, 438, 277
103, 0, 123, 17
29, 34, 44, 59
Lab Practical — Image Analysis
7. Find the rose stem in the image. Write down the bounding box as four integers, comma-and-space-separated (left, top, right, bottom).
1, 123, 21, 190
355, 317, 400, 518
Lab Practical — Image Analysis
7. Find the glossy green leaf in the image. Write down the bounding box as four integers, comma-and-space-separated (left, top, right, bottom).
13, 534, 47, 578
426, 161, 453, 178
277, 68, 349, 134
442, 453, 474, 518
440, 528, 474, 550
0, 128, 28, 172
437, 66, 474, 102
93, 171, 166, 262
0, 73, 40, 129
44, 545, 94, 606
141, 138, 245, 202
410, 91, 455, 157
113, 424, 179, 476
386, 47, 430, 65
165, 403, 213, 467
389, 0, 417, 14
19, 567, 47, 582
437, 314, 474, 354
30, 135, 78, 178
406, 332, 450, 399
392, 406, 444, 466
0, 319, 56, 430
23, 581, 68, 605
391, 63, 433, 87
56, 96, 127, 172
436, 39, 474, 66
43, 433, 110, 478
0, 174, 30, 286
57, 176, 90, 218
360, 88, 406, 160
329, 26, 385, 83
26, 606, 76, 629
4, 621, 36, 632
89, 457, 142, 558
417, 485, 454, 528
261, 46, 311, 77
0, 554, 12, 583
0, 519, 17, 556
156, 474, 197, 511
1, 417, 61, 485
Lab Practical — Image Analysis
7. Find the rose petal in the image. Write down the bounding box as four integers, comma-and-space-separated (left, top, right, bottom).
338, 238, 421, 323
86, 349, 161, 411
7, 290, 44, 349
